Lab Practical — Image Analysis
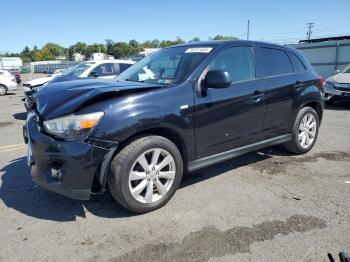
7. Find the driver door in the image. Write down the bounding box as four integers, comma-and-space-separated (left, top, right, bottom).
194, 45, 266, 159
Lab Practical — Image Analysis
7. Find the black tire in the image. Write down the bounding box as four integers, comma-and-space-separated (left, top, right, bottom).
283, 107, 320, 154
108, 135, 183, 213
0, 85, 7, 96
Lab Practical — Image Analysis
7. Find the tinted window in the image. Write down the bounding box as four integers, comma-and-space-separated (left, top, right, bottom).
119, 63, 132, 73
93, 63, 116, 76
290, 52, 307, 73
260, 47, 293, 77
208, 47, 255, 82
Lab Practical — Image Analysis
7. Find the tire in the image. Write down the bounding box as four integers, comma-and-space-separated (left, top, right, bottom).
283, 107, 320, 154
108, 135, 183, 213
0, 85, 7, 96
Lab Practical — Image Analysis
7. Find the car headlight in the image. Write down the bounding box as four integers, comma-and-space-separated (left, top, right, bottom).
43, 112, 104, 140
324, 81, 335, 88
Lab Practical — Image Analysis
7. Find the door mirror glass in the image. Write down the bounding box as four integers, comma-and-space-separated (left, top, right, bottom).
204, 70, 231, 88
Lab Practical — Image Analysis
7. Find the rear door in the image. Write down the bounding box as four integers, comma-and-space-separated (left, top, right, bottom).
194, 44, 266, 158
255, 45, 298, 139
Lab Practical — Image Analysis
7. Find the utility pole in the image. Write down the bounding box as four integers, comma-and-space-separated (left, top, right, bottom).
247, 19, 250, 40
306, 22, 314, 40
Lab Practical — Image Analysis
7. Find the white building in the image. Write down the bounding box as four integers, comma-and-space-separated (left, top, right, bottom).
73, 53, 85, 62
0, 57, 23, 70
90, 53, 115, 61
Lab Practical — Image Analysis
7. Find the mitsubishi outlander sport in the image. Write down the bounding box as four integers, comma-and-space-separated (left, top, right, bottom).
25, 41, 324, 213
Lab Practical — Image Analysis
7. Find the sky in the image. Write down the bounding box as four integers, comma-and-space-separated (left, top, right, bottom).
1, 0, 350, 53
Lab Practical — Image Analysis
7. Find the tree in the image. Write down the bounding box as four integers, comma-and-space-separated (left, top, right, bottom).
159, 37, 185, 48
212, 35, 239, 40
111, 42, 130, 58
190, 37, 201, 42
86, 43, 107, 58
68, 42, 87, 60
141, 39, 160, 48
33, 47, 55, 61
42, 43, 65, 58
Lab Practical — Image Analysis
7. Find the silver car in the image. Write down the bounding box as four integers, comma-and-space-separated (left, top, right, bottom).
323, 64, 350, 104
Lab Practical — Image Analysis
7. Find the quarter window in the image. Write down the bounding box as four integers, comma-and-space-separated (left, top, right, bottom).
260, 47, 293, 77
207, 47, 255, 83
290, 52, 307, 73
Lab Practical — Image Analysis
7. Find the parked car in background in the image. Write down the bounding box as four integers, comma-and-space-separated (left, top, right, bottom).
24, 41, 324, 213
23, 59, 135, 95
323, 64, 350, 104
0, 70, 18, 95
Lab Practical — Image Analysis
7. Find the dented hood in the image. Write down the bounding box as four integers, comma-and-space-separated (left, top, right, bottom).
33, 78, 162, 120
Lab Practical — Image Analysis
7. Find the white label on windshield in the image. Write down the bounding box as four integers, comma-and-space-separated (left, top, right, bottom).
185, 47, 212, 53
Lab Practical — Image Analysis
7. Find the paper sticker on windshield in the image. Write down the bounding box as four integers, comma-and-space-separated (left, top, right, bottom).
185, 47, 212, 53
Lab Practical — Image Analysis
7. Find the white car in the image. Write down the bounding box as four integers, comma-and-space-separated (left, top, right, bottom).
23, 59, 135, 94
323, 64, 350, 104
0, 70, 18, 95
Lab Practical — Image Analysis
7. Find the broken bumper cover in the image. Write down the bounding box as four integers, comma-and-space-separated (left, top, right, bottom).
25, 112, 118, 200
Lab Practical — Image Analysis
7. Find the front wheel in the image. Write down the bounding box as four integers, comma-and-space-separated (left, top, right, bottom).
108, 136, 183, 213
284, 107, 320, 154
0, 85, 7, 96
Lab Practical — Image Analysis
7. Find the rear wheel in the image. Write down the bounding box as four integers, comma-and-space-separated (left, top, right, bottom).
284, 107, 319, 154
0, 85, 7, 96
108, 136, 183, 213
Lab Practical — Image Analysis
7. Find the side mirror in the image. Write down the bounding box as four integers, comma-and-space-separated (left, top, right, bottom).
89, 71, 98, 78
204, 70, 231, 88
334, 69, 341, 75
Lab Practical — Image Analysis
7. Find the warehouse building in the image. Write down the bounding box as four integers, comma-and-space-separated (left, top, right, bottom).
289, 36, 350, 78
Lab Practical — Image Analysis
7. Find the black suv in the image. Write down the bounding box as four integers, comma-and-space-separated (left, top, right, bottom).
25, 41, 324, 213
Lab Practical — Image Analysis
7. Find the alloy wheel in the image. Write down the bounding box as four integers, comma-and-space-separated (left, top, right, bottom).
298, 113, 317, 149
0, 86, 6, 95
128, 148, 176, 203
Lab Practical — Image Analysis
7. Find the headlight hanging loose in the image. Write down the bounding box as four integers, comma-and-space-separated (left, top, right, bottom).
43, 112, 104, 139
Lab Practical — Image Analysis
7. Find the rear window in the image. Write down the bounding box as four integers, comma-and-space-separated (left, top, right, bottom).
290, 52, 307, 73
260, 47, 293, 77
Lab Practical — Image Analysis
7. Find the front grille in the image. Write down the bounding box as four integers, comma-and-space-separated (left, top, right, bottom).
334, 83, 350, 92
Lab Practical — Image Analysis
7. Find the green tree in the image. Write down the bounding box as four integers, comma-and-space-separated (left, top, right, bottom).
190, 37, 201, 42
111, 42, 130, 58
68, 42, 87, 60
42, 43, 65, 58
159, 37, 185, 48
212, 35, 239, 40
86, 43, 107, 58
34, 47, 55, 61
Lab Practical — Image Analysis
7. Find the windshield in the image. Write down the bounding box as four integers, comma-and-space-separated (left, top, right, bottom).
62, 63, 94, 77
342, 64, 350, 73
116, 46, 213, 85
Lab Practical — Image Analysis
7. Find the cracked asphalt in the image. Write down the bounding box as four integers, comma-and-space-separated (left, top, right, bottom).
0, 74, 349, 262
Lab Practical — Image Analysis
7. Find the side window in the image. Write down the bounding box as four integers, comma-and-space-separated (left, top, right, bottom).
290, 52, 307, 73
207, 47, 255, 83
119, 63, 132, 73
93, 63, 116, 76
260, 47, 293, 77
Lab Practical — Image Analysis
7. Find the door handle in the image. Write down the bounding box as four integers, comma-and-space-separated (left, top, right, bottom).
294, 81, 304, 88
250, 90, 264, 102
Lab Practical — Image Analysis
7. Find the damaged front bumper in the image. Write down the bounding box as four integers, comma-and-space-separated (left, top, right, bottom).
24, 112, 118, 200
